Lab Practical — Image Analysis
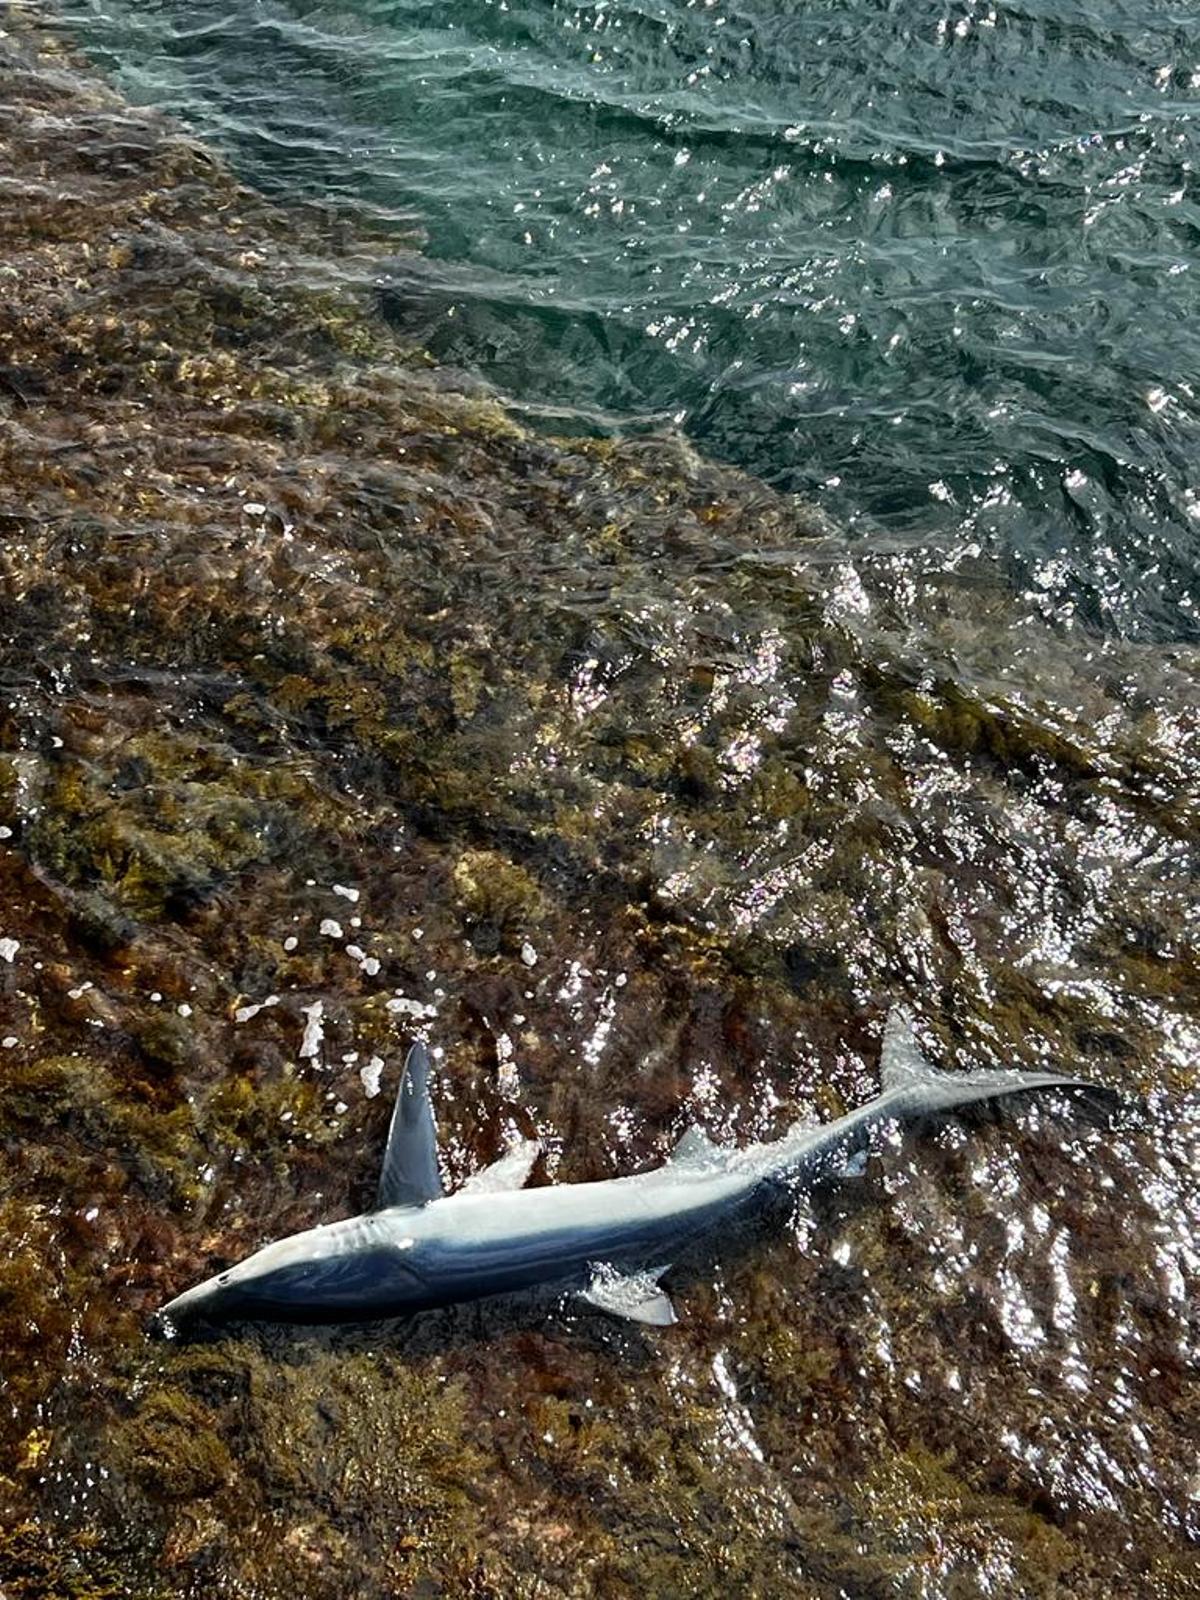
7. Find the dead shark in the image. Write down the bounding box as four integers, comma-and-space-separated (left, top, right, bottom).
159, 1009, 1108, 1330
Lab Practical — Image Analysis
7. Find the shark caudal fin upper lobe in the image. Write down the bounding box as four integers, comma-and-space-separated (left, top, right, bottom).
880, 1007, 1118, 1116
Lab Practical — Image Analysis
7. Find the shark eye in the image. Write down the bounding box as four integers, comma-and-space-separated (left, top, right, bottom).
218, 1273, 231, 1285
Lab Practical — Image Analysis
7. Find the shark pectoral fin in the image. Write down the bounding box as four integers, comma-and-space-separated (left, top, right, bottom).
579, 1264, 677, 1327
879, 1006, 942, 1090
459, 1139, 541, 1195
376, 1042, 444, 1210
669, 1125, 722, 1169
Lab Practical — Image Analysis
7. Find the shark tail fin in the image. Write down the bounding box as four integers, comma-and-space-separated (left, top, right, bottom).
879, 1006, 1112, 1107
879, 1006, 946, 1092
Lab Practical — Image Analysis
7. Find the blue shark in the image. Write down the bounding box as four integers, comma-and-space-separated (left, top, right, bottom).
159, 1010, 1107, 1330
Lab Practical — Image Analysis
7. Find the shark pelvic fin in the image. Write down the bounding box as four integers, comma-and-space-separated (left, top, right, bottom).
669, 1124, 722, 1168
879, 1007, 943, 1091
459, 1139, 541, 1196
376, 1042, 444, 1210
580, 1264, 677, 1327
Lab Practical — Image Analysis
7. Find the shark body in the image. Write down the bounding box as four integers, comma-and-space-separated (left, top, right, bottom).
159, 1011, 1106, 1330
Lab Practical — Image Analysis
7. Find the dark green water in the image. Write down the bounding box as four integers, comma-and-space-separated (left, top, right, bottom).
59, 0, 1200, 640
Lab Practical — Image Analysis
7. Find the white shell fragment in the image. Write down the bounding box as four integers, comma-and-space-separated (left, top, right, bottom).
360, 1056, 385, 1098
234, 995, 280, 1024
385, 995, 437, 1020
299, 1000, 325, 1059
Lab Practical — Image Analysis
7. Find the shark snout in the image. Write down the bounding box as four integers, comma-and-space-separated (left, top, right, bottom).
156, 1268, 237, 1331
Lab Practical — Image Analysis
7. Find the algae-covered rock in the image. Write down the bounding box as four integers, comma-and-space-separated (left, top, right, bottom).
112, 1390, 234, 1501
0, 1521, 153, 1600
453, 849, 547, 957
0, 8, 1197, 1599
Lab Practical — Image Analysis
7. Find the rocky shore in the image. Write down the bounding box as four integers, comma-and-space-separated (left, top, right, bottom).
1, 8, 1197, 1595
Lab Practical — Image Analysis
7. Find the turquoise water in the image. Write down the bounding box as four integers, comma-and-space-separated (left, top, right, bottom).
61, 0, 1200, 638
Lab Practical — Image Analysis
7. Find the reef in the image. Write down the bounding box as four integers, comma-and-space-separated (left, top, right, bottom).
0, 7, 1198, 1597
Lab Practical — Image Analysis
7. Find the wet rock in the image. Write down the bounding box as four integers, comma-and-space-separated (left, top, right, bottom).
0, 8, 1196, 1599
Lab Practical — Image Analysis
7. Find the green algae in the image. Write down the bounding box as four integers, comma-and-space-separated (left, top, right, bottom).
0, 1521, 155, 1600
112, 1389, 234, 1501
3, 1054, 199, 1203
453, 850, 548, 957
0, 1202, 77, 1450
851, 1443, 1082, 1594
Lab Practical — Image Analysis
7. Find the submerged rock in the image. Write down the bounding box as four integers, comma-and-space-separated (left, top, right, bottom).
0, 9, 1197, 1598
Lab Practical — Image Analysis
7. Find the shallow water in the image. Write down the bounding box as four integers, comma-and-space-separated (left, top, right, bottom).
56, 0, 1200, 641
0, 7, 1198, 1599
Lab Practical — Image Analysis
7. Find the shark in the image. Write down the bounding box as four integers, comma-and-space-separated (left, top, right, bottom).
158, 1009, 1108, 1331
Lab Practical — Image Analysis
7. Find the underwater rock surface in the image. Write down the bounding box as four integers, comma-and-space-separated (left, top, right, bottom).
0, 8, 1197, 1596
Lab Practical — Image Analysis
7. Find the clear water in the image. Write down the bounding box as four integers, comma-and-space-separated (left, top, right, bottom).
59, 0, 1200, 640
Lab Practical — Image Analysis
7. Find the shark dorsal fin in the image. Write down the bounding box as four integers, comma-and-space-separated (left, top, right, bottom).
879, 1007, 943, 1091
669, 1125, 721, 1168
376, 1042, 444, 1210
459, 1139, 541, 1196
